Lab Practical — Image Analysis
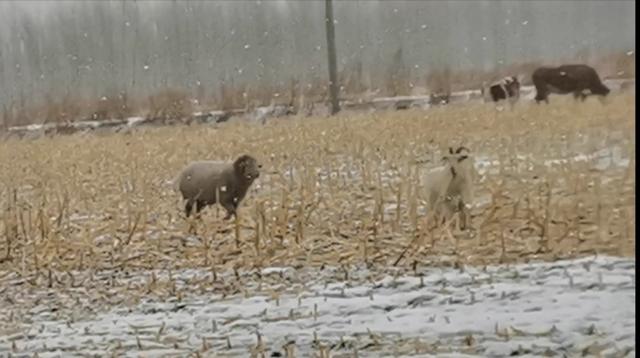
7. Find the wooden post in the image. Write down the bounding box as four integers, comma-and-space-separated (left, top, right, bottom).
325, 0, 340, 115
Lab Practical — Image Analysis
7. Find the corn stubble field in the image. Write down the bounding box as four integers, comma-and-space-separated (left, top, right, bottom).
0, 93, 635, 357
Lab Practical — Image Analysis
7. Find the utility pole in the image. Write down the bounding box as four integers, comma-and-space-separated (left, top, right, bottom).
325, 0, 340, 115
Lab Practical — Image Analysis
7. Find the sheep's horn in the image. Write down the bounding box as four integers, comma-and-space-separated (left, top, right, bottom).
455, 146, 470, 154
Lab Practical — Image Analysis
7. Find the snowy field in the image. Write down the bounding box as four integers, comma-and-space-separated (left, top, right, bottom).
0, 255, 634, 357
0, 92, 634, 357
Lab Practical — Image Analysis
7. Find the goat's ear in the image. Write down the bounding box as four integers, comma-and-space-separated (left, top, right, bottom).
457, 155, 469, 162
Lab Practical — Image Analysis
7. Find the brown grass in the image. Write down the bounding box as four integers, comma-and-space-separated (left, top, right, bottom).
0, 93, 634, 280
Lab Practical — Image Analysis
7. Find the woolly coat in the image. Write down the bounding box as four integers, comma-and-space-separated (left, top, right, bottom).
176, 160, 257, 217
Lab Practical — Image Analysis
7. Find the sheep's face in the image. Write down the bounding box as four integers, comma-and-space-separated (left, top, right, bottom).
234, 154, 261, 182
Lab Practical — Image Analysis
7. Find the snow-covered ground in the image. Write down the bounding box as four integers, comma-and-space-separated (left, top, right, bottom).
0, 255, 634, 357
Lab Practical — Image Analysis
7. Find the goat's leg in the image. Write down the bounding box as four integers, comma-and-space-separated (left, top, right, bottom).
458, 201, 469, 230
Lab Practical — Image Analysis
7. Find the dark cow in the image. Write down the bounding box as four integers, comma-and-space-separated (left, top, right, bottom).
482, 76, 521, 105
532, 64, 610, 104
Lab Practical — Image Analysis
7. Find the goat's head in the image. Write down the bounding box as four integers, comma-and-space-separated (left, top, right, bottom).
442, 146, 474, 178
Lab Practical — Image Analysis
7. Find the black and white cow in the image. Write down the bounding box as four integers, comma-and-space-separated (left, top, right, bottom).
481, 76, 521, 106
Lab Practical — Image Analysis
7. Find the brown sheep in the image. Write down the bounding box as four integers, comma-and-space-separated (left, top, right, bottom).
176, 154, 261, 219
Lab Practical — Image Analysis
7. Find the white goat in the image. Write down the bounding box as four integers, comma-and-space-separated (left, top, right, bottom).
424, 146, 476, 230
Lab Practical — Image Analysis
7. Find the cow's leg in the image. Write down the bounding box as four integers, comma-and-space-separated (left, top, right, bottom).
573, 91, 581, 101
534, 91, 548, 104
598, 95, 608, 105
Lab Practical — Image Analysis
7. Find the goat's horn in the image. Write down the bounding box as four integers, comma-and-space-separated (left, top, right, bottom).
456, 146, 470, 154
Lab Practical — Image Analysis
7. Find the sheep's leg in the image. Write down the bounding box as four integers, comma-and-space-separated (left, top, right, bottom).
221, 201, 237, 221
194, 200, 206, 218
185, 200, 194, 218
